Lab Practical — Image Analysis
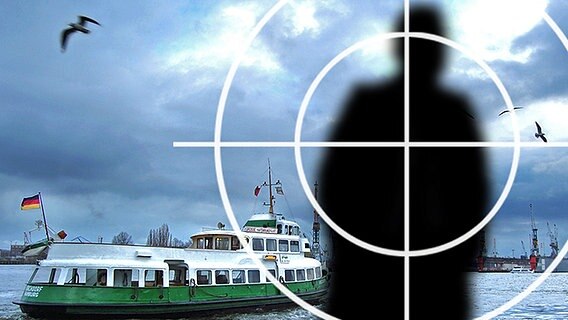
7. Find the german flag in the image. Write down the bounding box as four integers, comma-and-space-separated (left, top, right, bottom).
21, 194, 40, 210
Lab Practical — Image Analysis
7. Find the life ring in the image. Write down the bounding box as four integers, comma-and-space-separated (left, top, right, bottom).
278, 276, 285, 285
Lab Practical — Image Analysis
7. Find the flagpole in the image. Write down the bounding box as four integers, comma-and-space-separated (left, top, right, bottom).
38, 192, 50, 241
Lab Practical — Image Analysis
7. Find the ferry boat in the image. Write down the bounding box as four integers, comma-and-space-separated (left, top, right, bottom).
13, 164, 329, 318
510, 265, 534, 274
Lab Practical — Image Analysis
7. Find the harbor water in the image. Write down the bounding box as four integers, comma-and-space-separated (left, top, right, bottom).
3, 265, 568, 319
468, 272, 568, 319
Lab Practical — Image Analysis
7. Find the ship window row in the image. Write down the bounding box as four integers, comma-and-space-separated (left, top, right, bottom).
252, 238, 300, 253
29, 267, 170, 288
192, 235, 301, 254
28, 265, 322, 287
195, 266, 323, 285
276, 223, 300, 236
284, 267, 322, 282
194, 236, 242, 250
196, 268, 276, 285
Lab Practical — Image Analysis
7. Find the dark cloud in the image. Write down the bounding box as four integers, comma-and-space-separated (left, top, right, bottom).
0, 1, 566, 266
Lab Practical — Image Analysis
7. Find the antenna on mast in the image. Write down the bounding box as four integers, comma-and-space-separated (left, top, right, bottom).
261, 158, 281, 215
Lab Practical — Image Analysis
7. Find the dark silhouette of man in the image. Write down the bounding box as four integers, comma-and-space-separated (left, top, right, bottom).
320, 5, 488, 319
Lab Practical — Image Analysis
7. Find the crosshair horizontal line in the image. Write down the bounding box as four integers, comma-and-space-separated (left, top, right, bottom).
173, 141, 568, 148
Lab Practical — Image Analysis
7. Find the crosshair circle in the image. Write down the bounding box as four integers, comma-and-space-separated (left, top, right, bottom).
213, 1, 338, 319
210, 2, 567, 320
295, 31, 520, 257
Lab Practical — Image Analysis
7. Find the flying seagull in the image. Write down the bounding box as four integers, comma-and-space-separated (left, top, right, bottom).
534, 121, 547, 142
498, 106, 523, 117
61, 15, 101, 52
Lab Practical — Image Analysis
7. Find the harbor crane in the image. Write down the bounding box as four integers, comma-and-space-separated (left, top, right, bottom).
520, 240, 528, 259
492, 237, 498, 257
547, 222, 559, 258
529, 203, 539, 257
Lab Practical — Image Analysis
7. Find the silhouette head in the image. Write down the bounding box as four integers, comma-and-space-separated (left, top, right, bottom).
392, 5, 447, 84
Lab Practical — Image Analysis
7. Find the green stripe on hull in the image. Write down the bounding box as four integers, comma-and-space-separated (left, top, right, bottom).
17, 291, 327, 318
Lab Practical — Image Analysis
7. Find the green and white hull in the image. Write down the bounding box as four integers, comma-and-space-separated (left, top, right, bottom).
14, 216, 329, 318
16, 280, 327, 318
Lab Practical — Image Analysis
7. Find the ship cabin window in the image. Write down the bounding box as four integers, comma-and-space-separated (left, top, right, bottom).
29, 267, 61, 285
284, 270, 295, 282
28, 267, 40, 283
96, 269, 107, 286
50, 268, 62, 284
291, 226, 300, 235
284, 225, 289, 235
196, 237, 214, 249
277, 224, 282, 234
266, 269, 276, 282
169, 267, 188, 286
215, 270, 230, 284
248, 270, 260, 283
205, 237, 213, 249
278, 240, 289, 252
196, 270, 212, 285
114, 269, 132, 287
315, 267, 322, 278
131, 269, 140, 287
215, 237, 230, 250
266, 239, 277, 251
290, 240, 300, 252
231, 236, 241, 250
252, 238, 264, 251
296, 269, 306, 281
305, 243, 310, 249
232, 270, 245, 284
81, 268, 103, 286
64, 268, 85, 285
144, 270, 163, 287
307, 268, 314, 280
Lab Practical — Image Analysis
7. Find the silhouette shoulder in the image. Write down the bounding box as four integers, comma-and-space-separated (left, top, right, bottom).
332, 80, 403, 141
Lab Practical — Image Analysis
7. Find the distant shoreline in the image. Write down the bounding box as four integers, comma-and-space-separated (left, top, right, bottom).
0, 259, 36, 265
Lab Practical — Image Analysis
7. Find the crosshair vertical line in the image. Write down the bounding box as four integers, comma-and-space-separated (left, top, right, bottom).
403, 0, 410, 319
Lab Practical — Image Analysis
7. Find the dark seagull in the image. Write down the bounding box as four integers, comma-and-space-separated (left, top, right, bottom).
61, 15, 101, 52
498, 106, 523, 117
534, 121, 548, 142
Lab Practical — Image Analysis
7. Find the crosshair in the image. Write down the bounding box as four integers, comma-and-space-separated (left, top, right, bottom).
173, 1, 568, 319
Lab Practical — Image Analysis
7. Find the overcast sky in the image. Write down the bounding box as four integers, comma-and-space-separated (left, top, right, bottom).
1, 0, 567, 266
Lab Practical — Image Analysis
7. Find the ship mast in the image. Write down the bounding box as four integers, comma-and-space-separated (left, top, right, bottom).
268, 159, 274, 214
262, 159, 281, 215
